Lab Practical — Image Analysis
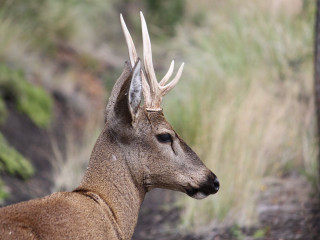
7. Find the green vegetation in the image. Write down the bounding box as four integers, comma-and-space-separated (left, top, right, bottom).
0, 64, 53, 128
0, 131, 34, 201
144, 0, 186, 35
0, 0, 80, 53
0, 133, 35, 180
0, 98, 7, 124
229, 225, 268, 239
0, 0, 119, 56
16, 80, 53, 128
0, 63, 49, 200
0, 0, 109, 203
0, 180, 9, 203
230, 224, 245, 240
252, 227, 268, 239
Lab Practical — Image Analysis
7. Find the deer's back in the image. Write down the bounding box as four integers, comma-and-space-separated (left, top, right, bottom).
0, 192, 120, 239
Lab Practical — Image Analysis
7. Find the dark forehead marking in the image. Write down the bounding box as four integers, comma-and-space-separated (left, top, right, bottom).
145, 110, 171, 130
146, 110, 165, 122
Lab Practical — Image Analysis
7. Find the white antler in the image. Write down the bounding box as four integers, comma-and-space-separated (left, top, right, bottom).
120, 12, 184, 111
120, 14, 138, 67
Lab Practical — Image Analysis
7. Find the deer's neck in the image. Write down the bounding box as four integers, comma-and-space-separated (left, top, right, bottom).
75, 129, 146, 239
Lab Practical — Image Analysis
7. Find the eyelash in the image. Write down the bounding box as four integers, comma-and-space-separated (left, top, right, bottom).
156, 133, 173, 143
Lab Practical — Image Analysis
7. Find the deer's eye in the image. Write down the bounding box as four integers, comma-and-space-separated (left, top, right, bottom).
156, 133, 172, 143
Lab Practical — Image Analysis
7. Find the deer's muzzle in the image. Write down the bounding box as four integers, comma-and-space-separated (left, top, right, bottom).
186, 172, 219, 200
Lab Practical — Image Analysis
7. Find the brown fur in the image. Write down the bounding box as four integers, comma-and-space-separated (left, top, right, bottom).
0, 62, 218, 239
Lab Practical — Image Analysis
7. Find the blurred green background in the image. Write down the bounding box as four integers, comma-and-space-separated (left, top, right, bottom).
0, 0, 317, 236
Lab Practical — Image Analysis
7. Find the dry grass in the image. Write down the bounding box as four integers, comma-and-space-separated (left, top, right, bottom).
51, 125, 100, 192
163, 0, 317, 228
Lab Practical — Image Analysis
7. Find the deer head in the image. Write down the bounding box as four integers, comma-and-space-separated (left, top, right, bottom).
101, 12, 219, 200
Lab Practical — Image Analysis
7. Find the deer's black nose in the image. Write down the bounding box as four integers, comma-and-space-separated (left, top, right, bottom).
208, 172, 219, 194
213, 177, 220, 193
186, 171, 220, 199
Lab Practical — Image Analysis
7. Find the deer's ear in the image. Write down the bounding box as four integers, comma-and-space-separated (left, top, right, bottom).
128, 60, 142, 119
105, 60, 141, 125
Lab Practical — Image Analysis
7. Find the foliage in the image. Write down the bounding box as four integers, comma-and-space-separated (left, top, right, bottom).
0, 179, 9, 203
0, 0, 119, 55
0, 0, 80, 53
252, 227, 268, 239
144, 0, 186, 35
0, 132, 35, 180
0, 97, 7, 124
16, 80, 53, 128
0, 64, 53, 128
230, 224, 245, 240
229, 225, 268, 239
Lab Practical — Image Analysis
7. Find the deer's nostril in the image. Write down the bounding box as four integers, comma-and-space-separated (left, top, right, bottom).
208, 172, 219, 194
213, 177, 220, 192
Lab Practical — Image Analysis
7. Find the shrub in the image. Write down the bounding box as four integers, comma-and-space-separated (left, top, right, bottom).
0, 179, 9, 203
144, 0, 186, 35
0, 98, 7, 124
0, 132, 35, 180
0, 64, 53, 128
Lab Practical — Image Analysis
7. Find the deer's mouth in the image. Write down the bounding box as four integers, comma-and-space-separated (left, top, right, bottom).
186, 173, 220, 200
186, 188, 210, 200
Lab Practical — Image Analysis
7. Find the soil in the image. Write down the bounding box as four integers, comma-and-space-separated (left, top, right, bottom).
133, 173, 320, 240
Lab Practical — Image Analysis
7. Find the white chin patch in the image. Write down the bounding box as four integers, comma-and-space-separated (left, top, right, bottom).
192, 192, 208, 200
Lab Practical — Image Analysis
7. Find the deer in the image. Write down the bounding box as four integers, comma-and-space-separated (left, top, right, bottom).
0, 12, 219, 240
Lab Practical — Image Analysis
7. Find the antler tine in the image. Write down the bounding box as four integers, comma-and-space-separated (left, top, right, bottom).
120, 14, 138, 67
140, 11, 158, 94
159, 60, 174, 86
142, 73, 152, 106
161, 63, 185, 96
